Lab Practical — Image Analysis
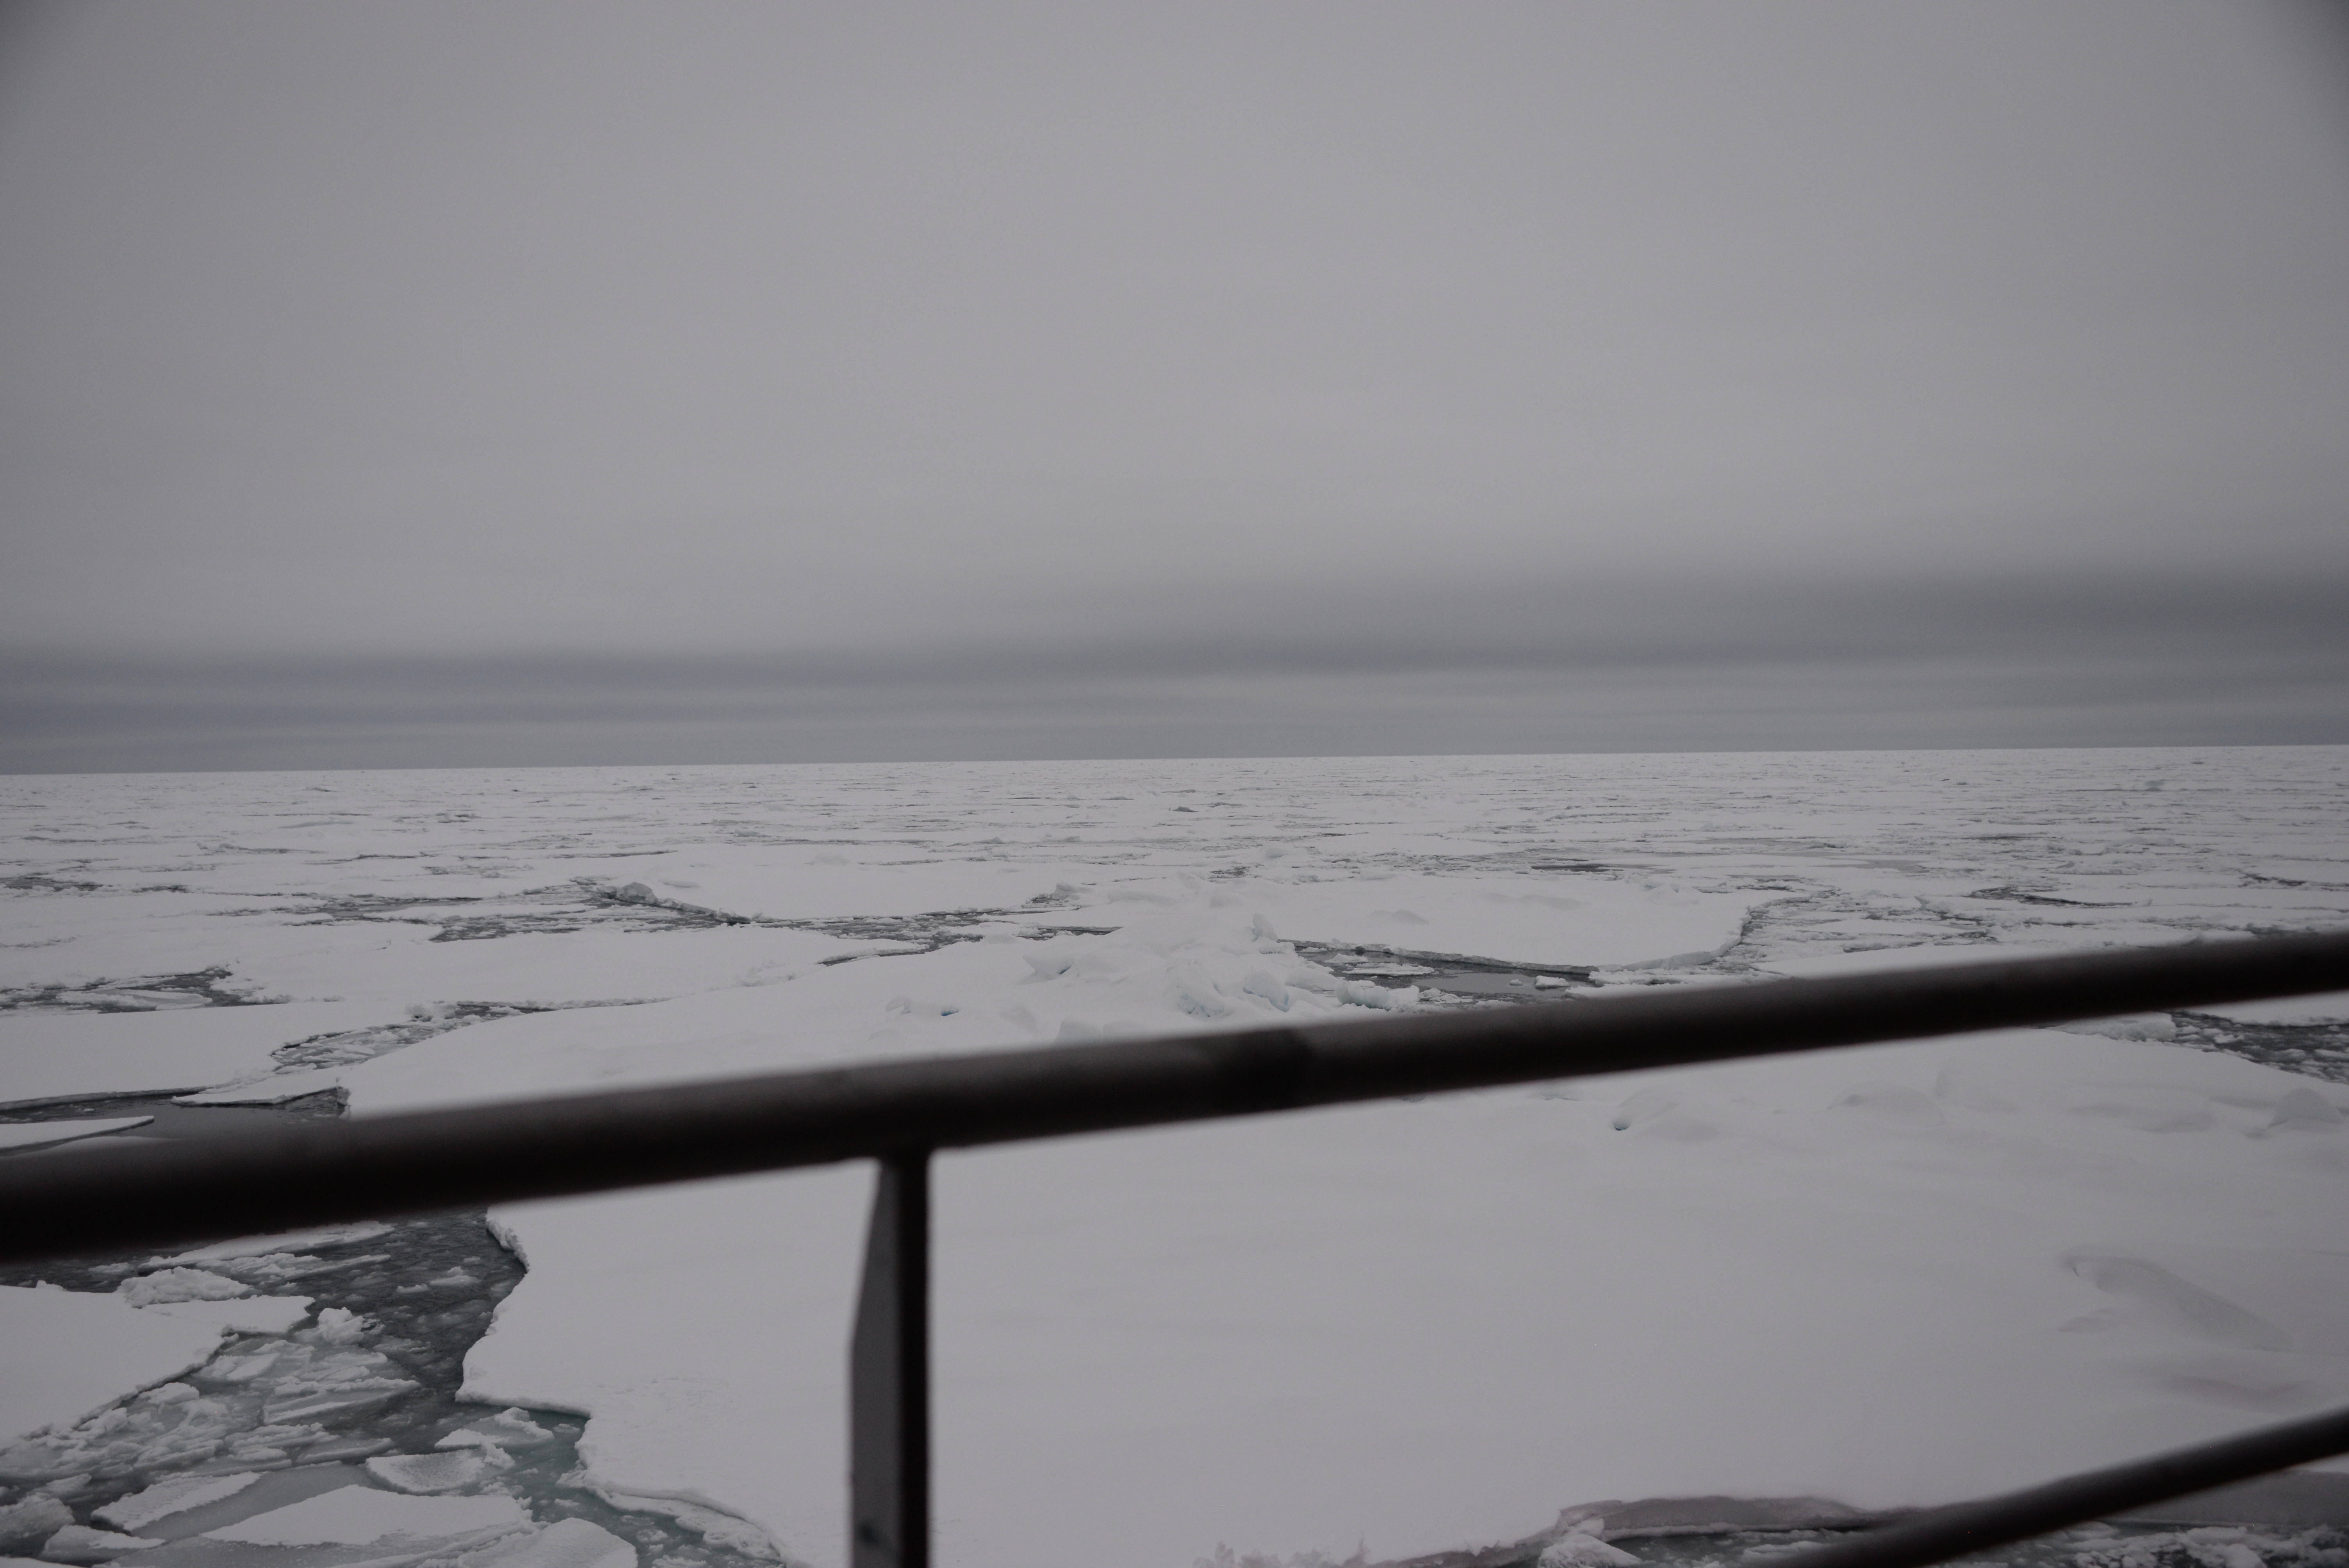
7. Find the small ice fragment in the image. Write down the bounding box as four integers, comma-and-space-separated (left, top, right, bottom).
1534, 975, 1571, 988
1338, 980, 1418, 1010
437, 1410, 554, 1451
1538, 1531, 1641, 1568
367, 1450, 488, 1493
485, 1409, 555, 1446
1239, 970, 1291, 1011
204, 1350, 281, 1383
262, 1382, 413, 1424
310, 1306, 372, 1345
299, 1436, 396, 1463
148, 1224, 393, 1267
39, 1523, 163, 1562
94, 1472, 261, 1533
601, 1494, 779, 1561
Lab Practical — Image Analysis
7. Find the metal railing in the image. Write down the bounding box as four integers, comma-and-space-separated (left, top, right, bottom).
6, 930, 2349, 1568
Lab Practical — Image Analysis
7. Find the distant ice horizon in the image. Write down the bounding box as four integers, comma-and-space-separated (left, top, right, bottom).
11, 738, 2349, 781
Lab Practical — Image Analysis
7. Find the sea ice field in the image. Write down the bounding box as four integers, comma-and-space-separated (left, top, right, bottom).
2, 748, 2346, 1568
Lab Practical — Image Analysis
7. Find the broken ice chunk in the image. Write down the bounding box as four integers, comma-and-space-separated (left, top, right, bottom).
1336, 979, 1419, 1010
1238, 970, 1290, 1010
453, 1517, 635, 1568
36, 1524, 162, 1563
114, 1271, 249, 1308
600, 1492, 779, 1560
199, 1350, 280, 1384
0, 1496, 72, 1552
1537, 1531, 1641, 1568
197, 1485, 529, 1550
147, 1225, 393, 1268
365, 1450, 490, 1493
435, 1410, 554, 1451
212, 1252, 394, 1288
260, 1383, 412, 1425
309, 1308, 372, 1346
296, 1436, 395, 1464
94, 1474, 262, 1534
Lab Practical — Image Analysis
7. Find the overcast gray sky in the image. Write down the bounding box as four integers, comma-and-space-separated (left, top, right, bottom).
3, 1, 2345, 772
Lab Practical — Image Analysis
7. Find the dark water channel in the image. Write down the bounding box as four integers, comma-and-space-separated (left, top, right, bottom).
0, 1095, 778, 1567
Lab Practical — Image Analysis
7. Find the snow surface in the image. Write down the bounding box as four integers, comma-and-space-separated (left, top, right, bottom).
131, 1296, 314, 1336
6, 749, 2349, 1568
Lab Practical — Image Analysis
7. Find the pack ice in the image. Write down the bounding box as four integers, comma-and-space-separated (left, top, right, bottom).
4, 749, 2347, 1568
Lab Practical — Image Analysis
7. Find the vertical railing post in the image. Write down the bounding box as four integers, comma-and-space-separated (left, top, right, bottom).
851, 1152, 930, 1568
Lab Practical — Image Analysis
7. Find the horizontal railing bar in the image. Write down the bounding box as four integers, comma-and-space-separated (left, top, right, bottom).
1767, 1401, 2349, 1568
2, 929, 2345, 1263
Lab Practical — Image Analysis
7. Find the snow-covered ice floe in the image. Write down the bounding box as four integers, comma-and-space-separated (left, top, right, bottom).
5, 749, 2349, 1568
